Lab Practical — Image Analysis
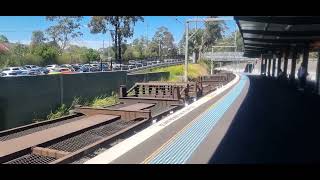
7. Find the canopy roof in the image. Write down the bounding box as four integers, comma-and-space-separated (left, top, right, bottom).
234, 16, 320, 57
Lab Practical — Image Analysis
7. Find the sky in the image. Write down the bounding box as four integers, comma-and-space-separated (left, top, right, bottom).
0, 16, 237, 49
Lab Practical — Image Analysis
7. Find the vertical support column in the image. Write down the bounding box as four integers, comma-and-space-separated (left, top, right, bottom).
290, 50, 297, 83
277, 53, 282, 77
316, 51, 320, 95
302, 45, 309, 70
267, 58, 271, 76
301, 45, 309, 89
264, 58, 268, 75
260, 56, 264, 75
283, 50, 289, 78
59, 75, 64, 105
119, 85, 127, 98
272, 54, 276, 77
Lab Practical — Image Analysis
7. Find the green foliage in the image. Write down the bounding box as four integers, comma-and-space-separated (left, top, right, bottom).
46, 93, 119, 120
89, 92, 119, 108
151, 26, 177, 58
0, 43, 43, 68
31, 30, 46, 46
0, 42, 103, 68
46, 16, 83, 53
212, 31, 243, 52
89, 16, 144, 60
47, 104, 70, 120
31, 43, 60, 65
46, 97, 80, 120
149, 64, 208, 82
179, 16, 226, 61
85, 48, 100, 63
0, 34, 9, 43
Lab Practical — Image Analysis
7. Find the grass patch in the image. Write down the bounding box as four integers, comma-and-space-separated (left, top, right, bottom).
46, 92, 119, 120
147, 63, 209, 82
46, 97, 80, 120
47, 104, 70, 120
89, 92, 119, 108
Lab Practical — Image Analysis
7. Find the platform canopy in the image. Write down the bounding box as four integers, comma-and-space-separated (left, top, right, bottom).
234, 16, 320, 58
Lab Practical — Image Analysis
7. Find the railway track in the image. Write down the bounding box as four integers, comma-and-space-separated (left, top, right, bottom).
0, 70, 235, 164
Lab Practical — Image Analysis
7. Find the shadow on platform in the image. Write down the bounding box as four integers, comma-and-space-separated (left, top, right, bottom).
209, 75, 320, 163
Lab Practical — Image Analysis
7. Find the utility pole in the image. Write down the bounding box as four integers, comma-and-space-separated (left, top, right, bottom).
159, 41, 161, 61
101, 40, 104, 72
146, 22, 149, 47
184, 21, 189, 82
211, 47, 213, 75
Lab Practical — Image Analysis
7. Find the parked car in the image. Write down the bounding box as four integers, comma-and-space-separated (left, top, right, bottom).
58, 68, 71, 72
121, 65, 129, 71
78, 66, 89, 72
2, 67, 22, 74
17, 70, 30, 76
128, 65, 136, 70
24, 65, 40, 70
46, 64, 59, 72
38, 67, 49, 75
17, 67, 30, 76
112, 64, 121, 71
142, 61, 148, 66
135, 63, 143, 68
1, 72, 18, 77
71, 64, 81, 71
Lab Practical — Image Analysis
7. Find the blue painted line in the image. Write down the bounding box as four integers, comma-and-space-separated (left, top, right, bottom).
148, 75, 248, 164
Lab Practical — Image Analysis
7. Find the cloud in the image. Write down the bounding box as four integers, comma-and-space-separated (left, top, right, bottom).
10, 40, 31, 44
70, 40, 105, 49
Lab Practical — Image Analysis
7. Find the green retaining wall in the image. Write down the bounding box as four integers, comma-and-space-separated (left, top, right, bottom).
0, 71, 169, 130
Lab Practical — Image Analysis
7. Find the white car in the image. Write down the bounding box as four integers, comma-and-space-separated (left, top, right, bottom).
46, 64, 59, 72
46, 64, 59, 69
1, 71, 18, 77
2, 67, 22, 74
24, 65, 40, 70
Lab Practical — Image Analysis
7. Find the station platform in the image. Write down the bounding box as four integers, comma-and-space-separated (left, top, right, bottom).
85, 73, 250, 164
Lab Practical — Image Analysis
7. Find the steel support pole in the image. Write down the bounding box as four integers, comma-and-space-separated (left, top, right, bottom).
272, 55, 276, 77
267, 58, 271, 76
290, 51, 297, 83
277, 53, 282, 77
184, 22, 189, 82
283, 50, 289, 78
260, 55, 263, 75
316, 51, 320, 95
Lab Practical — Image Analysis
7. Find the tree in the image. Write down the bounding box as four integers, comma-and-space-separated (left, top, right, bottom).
179, 16, 225, 62
84, 48, 100, 63
151, 26, 175, 59
31, 43, 60, 65
0, 35, 9, 43
88, 16, 144, 64
31, 30, 46, 46
12, 43, 29, 57
45, 16, 83, 54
